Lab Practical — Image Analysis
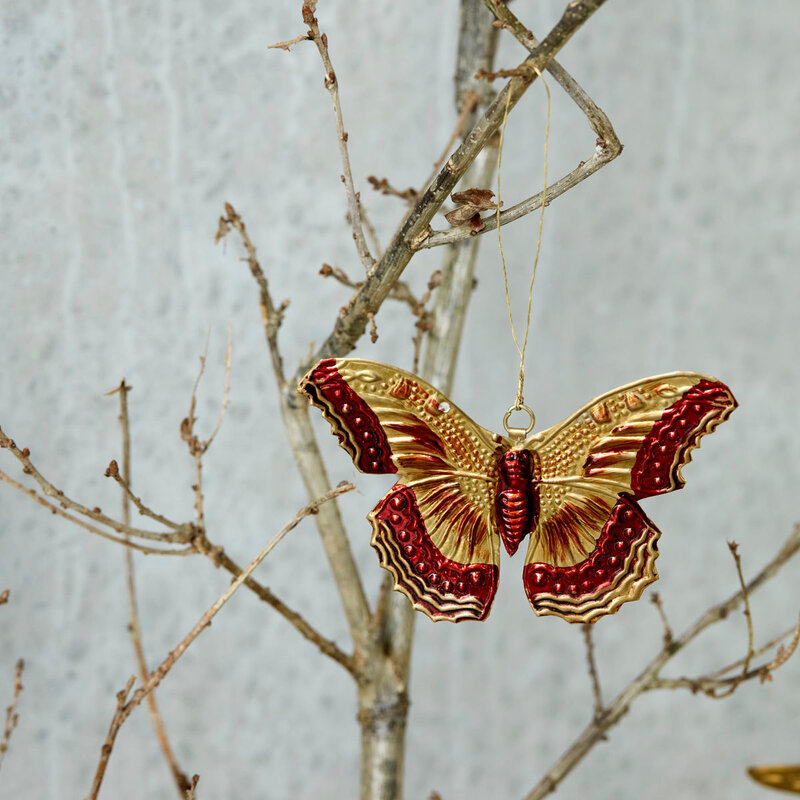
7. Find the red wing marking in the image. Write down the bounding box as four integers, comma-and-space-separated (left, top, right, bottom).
300, 359, 397, 474
524, 495, 660, 623
369, 484, 498, 622
630, 380, 736, 497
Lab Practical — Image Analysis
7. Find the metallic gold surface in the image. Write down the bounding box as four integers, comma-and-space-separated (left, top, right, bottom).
748, 765, 800, 794
299, 358, 736, 623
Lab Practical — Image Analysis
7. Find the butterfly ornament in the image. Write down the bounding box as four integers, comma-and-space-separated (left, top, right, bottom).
298, 359, 736, 623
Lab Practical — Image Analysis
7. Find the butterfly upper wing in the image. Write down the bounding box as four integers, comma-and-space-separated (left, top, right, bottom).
522, 373, 736, 623
298, 358, 506, 622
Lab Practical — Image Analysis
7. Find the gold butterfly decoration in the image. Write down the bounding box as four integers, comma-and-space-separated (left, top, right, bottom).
298, 359, 736, 623
748, 765, 800, 795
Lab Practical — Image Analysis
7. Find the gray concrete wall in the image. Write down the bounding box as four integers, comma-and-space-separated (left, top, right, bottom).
1, 1, 798, 798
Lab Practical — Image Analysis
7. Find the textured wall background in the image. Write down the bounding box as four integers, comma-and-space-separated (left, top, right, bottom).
1, 1, 799, 798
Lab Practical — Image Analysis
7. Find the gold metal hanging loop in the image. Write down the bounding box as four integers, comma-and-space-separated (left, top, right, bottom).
502, 404, 536, 441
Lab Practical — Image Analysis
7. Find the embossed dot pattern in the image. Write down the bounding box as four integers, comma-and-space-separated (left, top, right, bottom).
373, 484, 498, 620
307, 359, 397, 474
523, 495, 651, 600
631, 380, 735, 497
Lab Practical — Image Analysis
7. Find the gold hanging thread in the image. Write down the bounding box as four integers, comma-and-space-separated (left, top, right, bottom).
495, 66, 551, 420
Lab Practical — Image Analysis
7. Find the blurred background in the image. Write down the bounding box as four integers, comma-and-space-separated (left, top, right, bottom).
1, 1, 798, 797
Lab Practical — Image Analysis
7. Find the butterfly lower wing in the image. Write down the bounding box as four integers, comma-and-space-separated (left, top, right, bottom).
370, 483, 499, 621
522, 373, 736, 622
524, 495, 662, 622
299, 358, 505, 622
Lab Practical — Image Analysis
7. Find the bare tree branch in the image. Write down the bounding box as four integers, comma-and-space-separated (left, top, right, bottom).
267, 33, 311, 52
0, 427, 193, 546
216, 203, 287, 383
184, 774, 200, 799
299, 0, 610, 376
303, 3, 375, 271
0, 469, 194, 555
180, 330, 233, 532
219, 204, 373, 657
523, 526, 800, 800
211, 548, 358, 676
582, 625, 604, 719
360, 8, 502, 797
116, 381, 192, 797
706, 541, 755, 699
649, 592, 674, 647
415, 0, 622, 249
0, 659, 24, 773
86, 481, 356, 800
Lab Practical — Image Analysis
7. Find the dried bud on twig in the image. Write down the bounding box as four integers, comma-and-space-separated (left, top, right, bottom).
367, 176, 417, 201
444, 188, 498, 231
301, 2, 317, 25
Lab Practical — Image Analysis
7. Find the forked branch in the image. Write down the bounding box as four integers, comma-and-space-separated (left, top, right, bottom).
300, 0, 610, 375
525, 526, 800, 800
86, 481, 355, 800
416, 0, 622, 249
115, 380, 193, 797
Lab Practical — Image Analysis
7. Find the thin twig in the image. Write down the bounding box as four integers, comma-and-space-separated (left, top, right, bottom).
104, 461, 182, 531
319, 264, 423, 312
582, 625, 604, 719
267, 33, 311, 51
763, 615, 800, 673
0, 659, 24, 773
652, 614, 800, 695
365, 85, 478, 211
0, 427, 191, 545
184, 775, 200, 799
211, 549, 358, 677
414, 0, 622, 250
303, 3, 374, 270
649, 592, 673, 646
181, 330, 233, 533
318, 262, 441, 373
416, 89, 480, 202
216, 203, 287, 384
0, 469, 194, 555
87, 675, 136, 800
299, 0, 609, 376
367, 176, 418, 203
706, 542, 755, 698
707, 620, 800, 679
359, 203, 382, 256
411, 270, 443, 374
522, 524, 800, 800
205, 324, 233, 449
221, 206, 372, 655
116, 381, 192, 796
86, 481, 355, 800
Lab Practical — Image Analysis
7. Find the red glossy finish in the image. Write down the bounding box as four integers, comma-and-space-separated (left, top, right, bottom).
523, 495, 651, 600
372, 484, 498, 620
495, 450, 537, 556
631, 380, 735, 497
307, 359, 397, 474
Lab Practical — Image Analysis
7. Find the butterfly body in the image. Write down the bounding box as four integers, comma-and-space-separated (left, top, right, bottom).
299, 358, 737, 624
495, 449, 538, 557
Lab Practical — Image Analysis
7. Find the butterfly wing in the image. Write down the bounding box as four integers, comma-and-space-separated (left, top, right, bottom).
522, 373, 736, 623
748, 765, 800, 794
298, 358, 506, 622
